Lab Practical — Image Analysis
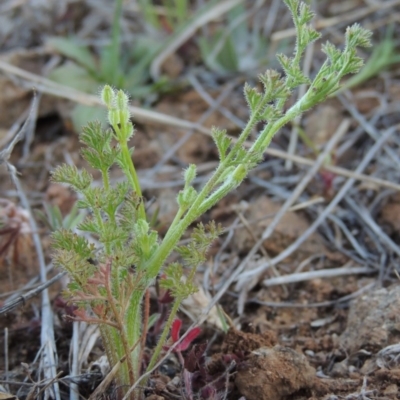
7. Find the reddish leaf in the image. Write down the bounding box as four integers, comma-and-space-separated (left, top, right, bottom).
171, 318, 182, 343
166, 319, 201, 352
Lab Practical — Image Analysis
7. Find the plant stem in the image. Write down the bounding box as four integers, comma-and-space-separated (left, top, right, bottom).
146, 297, 182, 372
102, 169, 110, 191
125, 288, 144, 380
100, 325, 130, 393
105, 262, 136, 388
119, 142, 147, 221
145, 163, 224, 280
250, 92, 318, 156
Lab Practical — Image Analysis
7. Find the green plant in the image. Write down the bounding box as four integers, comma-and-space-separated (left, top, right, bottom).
48, 0, 169, 129
36, 203, 84, 231
50, 1, 371, 398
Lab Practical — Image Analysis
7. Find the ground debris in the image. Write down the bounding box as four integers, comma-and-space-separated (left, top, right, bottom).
222, 327, 277, 355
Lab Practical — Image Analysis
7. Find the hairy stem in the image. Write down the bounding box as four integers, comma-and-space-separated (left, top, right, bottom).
146, 297, 182, 372
125, 288, 143, 380
119, 141, 146, 221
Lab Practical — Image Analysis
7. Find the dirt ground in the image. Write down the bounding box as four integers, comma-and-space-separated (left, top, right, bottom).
1, 0, 400, 399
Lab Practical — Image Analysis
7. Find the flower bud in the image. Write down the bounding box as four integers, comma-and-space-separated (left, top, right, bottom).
183, 186, 197, 204
116, 90, 129, 111
184, 164, 196, 186
101, 85, 115, 108
108, 108, 120, 126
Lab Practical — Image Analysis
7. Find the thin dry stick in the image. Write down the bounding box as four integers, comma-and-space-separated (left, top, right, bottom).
0, 107, 29, 148
326, 214, 369, 259
69, 321, 80, 400
344, 196, 400, 257
4, 328, 9, 393
0, 61, 399, 192
0, 271, 67, 315
0, 91, 37, 165
289, 196, 325, 211
263, 266, 374, 287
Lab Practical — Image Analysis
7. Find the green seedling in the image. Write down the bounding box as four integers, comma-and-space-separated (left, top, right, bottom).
51, 1, 371, 398
36, 203, 84, 231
